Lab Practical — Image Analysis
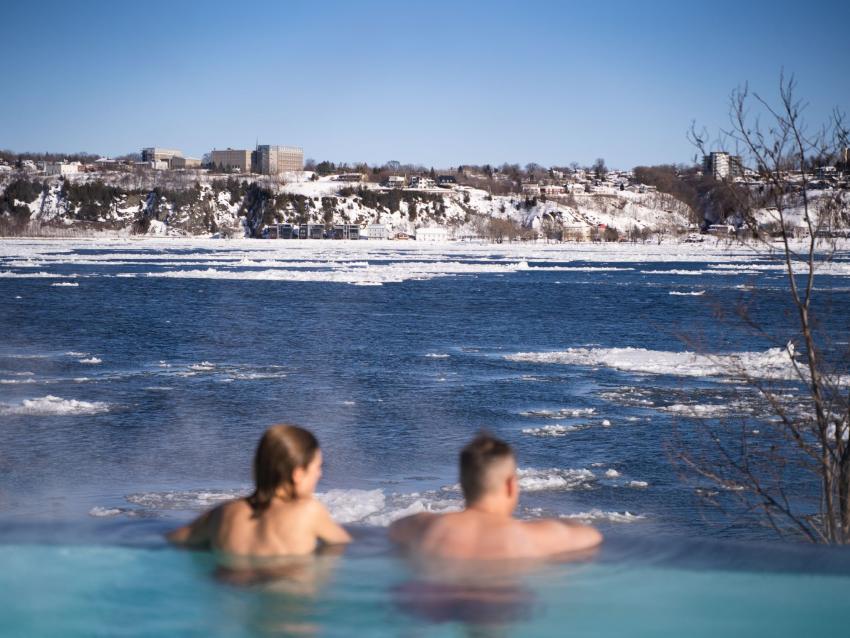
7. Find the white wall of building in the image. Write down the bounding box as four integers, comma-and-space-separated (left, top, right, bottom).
415, 227, 448, 242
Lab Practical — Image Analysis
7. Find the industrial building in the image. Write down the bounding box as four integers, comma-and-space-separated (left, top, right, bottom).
169, 156, 201, 169
141, 148, 183, 163
210, 148, 252, 173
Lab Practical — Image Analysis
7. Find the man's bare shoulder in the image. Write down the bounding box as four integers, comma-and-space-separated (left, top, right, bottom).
389, 511, 443, 545
523, 518, 603, 555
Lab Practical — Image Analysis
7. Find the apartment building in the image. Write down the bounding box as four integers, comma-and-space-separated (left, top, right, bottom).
255, 145, 303, 175
703, 151, 743, 180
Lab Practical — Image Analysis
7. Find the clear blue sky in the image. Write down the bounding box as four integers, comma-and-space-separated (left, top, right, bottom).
2, 0, 847, 169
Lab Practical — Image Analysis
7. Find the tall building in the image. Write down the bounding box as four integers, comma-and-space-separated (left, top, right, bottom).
703, 151, 742, 180
254, 145, 303, 175
210, 148, 252, 173
141, 147, 183, 163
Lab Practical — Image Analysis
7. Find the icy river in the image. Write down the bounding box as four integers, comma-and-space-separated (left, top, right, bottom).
2, 237, 850, 636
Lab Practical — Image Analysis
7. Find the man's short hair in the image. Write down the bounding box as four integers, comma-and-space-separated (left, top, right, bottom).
459, 433, 515, 504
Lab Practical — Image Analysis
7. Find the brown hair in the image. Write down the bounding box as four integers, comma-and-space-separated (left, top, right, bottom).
459, 433, 515, 504
248, 424, 319, 513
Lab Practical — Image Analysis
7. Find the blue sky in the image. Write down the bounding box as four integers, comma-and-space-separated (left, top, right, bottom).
2, 0, 848, 169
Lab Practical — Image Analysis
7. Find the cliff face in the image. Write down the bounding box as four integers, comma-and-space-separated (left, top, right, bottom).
0, 172, 696, 238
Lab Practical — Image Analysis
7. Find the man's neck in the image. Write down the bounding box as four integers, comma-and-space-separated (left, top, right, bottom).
466, 498, 514, 518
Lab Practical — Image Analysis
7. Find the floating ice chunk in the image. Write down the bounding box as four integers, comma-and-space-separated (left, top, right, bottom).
601, 419, 612, 426
188, 361, 216, 371
424, 353, 450, 359
126, 488, 247, 510
88, 507, 124, 517
562, 510, 645, 523
0, 271, 79, 278
669, 290, 705, 296
521, 424, 584, 437
51, 282, 79, 287
506, 344, 805, 381
628, 480, 649, 488
78, 357, 102, 364
659, 403, 733, 418
520, 408, 596, 419
0, 395, 110, 416
516, 468, 596, 491
317, 489, 386, 524
604, 469, 620, 478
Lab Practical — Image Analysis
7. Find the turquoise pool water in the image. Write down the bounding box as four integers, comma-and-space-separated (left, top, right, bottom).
2, 525, 849, 637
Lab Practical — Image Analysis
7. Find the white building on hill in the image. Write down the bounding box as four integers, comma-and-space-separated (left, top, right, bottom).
415, 227, 448, 242
45, 161, 81, 176
367, 223, 390, 239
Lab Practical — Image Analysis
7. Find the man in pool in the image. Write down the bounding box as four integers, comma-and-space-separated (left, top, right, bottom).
389, 433, 602, 560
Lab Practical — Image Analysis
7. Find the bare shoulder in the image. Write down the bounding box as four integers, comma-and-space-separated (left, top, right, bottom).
218, 498, 252, 519
525, 518, 603, 555
388, 512, 440, 545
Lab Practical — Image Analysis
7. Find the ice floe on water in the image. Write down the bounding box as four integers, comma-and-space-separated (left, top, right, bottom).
78, 357, 102, 365
120, 487, 462, 526
318, 489, 462, 526
669, 290, 705, 296
88, 507, 126, 518
506, 344, 806, 380
562, 510, 646, 524
0, 395, 110, 416
516, 468, 596, 491
51, 282, 79, 287
116, 260, 543, 286
657, 403, 741, 418
0, 377, 37, 384
424, 353, 450, 359
0, 271, 80, 278
520, 407, 596, 419
628, 481, 649, 489
521, 424, 587, 437
188, 361, 216, 372
642, 268, 760, 276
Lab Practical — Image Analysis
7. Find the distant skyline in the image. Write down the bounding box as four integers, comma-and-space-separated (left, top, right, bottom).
2, 0, 848, 169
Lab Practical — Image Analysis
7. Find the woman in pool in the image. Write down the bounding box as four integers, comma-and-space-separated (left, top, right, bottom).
167, 424, 351, 556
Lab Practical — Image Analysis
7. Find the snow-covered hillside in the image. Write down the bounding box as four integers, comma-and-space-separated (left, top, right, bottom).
0, 171, 696, 238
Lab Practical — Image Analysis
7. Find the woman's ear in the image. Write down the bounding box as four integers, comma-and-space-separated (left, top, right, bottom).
292, 465, 306, 486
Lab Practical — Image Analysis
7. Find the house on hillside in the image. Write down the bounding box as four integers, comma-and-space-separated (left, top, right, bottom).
408, 176, 436, 189
521, 183, 541, 196
415, 227, 448, 242
437, 175, 457, 188
540, 184, 564, 197
382, 175, 405, 188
